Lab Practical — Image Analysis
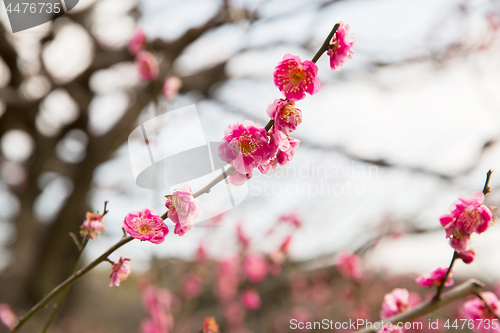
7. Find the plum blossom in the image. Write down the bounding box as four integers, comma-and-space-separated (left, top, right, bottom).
129, 27, 146, 55
266, 99, 302, 135
243, 253, 269, 283
0, 304, 18, 330
380, 288, 410, 319
328, 22, 354, 70
440, 191, 494, 253
237, 223, 250, 250
109, 257, 131, 287
335, 251, 363, 281
273, 53, 320, 101
415, 267, 454, 287
463, 292, 500, 333
277, 136, 300, 166
228, 170, 253, 186
123, 208, 169, 244
165, 185, 201, 236
137, 51, 159, 81
459, 249, 476, 264
219, 121, 273, 174
162, 76, 182, 100
203, 317, 219, 333
80, 211, 105, 240
241, 289, 262, 310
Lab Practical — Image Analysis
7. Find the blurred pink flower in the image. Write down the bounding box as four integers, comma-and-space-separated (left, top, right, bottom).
327, 22, 354, 70
463, 292, 500, 333
219, 121, 273, 174
0, 304, 18, 330
243, 254, 269, 283
162, 76, 182, 100
237, 223, 250, 250
241, 289, 262, 310
266, 99, 302, 135
291, 307, 313, 332
109, 257, 131, 287
273, 53, 320, 101
137, 51, 159, 81
215, 257, 239, 302
223, 301, 246, 328
196, 244, 208, 263
129, 27, 146, 55
142, 285, 173, 314
415, 267, 454, 287
203, 317, 219, 333
279, 212, 302, 228
459, 249, 476, 264
182, 273, 204, 300
80, 211, 105, 240
166, 184, 201, 236
335, 250, 363, 281
380, 288, 410, 319
123, 208, 169, 244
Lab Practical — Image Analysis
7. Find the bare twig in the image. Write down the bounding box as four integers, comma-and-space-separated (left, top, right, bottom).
434, 251, 458, 301
12, 236, 134, 332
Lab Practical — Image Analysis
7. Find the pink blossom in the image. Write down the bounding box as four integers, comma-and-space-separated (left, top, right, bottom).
241, 289, 262, 310
273, 53, 320, 101
463, 292, 500, 333
243, 253, 269, 283
277, 136, 300, 165
459, 249, 476, 264
380, 288, 410, 319
0, 304, 18, 330
279, 212, 302, 228
237, 223, 250, 250
165, 185, 201, 236
377, 327, 404, 333
137, 51, 159, 81
80, 211, 106, 240
109, 257, 131, 287
182, 273, 204, 299
123, 208, 169, 244
415, 267, 454, 287
335, 250, 363, 281
440, 191, 494, 252
196, 244, 208, 263
162, 76, 182, 100
129, 27, 146, 55
257, 157, 278, 174
219, 121, 273, 174
228, 170, 253, 186
327, 22, 354, 70
222, 301, 245, 328
203, 317, 219, 333
142, 285, 173, 315
266, 99, 302, 135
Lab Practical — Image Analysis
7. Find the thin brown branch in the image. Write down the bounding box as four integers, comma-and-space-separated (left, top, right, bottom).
355, 279, 485, 333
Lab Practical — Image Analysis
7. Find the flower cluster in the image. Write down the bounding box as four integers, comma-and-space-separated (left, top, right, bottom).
219, 25, 353, 185
440, 191, 494, 262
